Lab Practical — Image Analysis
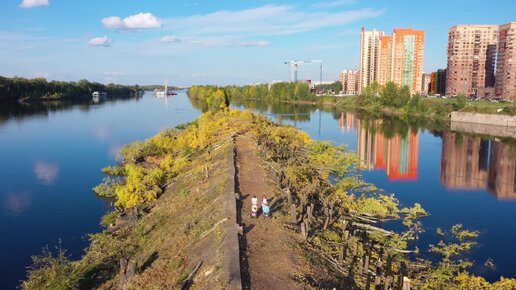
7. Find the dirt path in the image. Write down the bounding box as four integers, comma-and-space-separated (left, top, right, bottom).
235, 134, 307, 290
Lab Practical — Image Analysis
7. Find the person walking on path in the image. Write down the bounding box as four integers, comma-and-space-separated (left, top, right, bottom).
251, 195, 258, 218
262, 196, 270, 218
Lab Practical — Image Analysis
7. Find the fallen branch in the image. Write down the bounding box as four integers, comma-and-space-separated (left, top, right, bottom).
181, 261, 203, 290
353, 215, 378, 224
201, 218, 229, 238
352, 222, 394, 235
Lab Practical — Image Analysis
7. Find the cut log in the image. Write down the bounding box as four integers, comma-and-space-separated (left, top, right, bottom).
181, 261, 203, 290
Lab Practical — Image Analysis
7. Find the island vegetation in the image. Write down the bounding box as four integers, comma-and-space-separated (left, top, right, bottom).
0, 76, 141, 101
21, 92, 516, 289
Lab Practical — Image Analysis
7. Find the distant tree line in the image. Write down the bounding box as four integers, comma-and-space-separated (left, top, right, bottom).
188, 82, 315, 106
225, 82, 313, 102
0, 76, 141, 101
314, 81, 343, 94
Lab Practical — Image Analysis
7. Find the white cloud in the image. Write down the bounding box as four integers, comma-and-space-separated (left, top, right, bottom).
163, 5, 382, 36
160, 35, 270, 47
160, 35, 181, 43
87, 36, 112, 47
103, 13, 163, 31
312, 0, 357, 9
103, 71, 125, 77
234, 41, 270, 47
20, 0, 48, 8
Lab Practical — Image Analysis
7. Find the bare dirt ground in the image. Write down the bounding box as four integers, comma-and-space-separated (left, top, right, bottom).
235, 134, 309, 290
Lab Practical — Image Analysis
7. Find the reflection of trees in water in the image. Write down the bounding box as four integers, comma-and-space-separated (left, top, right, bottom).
344, 109, 448, 139
189, 97, 209, 112
231, 99, 337, 122
0, 95, 142, 126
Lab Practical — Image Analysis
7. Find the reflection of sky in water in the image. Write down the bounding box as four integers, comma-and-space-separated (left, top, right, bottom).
92, 125, 123, 159
0, 92, 203, 290
3, 192, 32, 216
231, 101, 516, 282
92, 125, 111, 141
33, 161, 59, 185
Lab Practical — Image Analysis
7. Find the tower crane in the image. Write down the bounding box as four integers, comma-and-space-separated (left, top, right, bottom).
284, 60, 323, 83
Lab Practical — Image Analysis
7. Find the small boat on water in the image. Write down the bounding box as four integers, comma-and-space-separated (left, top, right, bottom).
92, 91, 107, 103
92, 91, 107, 98
154, 82, 177, 97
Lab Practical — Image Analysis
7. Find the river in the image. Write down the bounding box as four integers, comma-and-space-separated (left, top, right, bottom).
1, 91, 515, 288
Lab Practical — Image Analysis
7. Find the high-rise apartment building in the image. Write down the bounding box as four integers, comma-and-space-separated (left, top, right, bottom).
422, 73, 431, 95
378, 35, 393, 85
429, 69, 446, 95
359, 27, 425, 94
339, 70, 359, 95
446, 25, 498, 96
390, 28, 425, 94
430, 69, 447, 95
359, 28, 383, 92
495, 22, 516, 100
437, 69, 447, 95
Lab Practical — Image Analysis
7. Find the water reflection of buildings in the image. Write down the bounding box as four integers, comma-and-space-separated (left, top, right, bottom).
339, 112, 419, 181
338, 112, 357, 131
441, 132, 516, 199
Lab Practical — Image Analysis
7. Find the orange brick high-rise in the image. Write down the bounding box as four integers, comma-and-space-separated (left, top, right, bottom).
359, 27, 425, 94
390, 28, 425, 95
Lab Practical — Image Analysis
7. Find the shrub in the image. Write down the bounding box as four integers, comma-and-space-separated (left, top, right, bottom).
21, 244, 77, 290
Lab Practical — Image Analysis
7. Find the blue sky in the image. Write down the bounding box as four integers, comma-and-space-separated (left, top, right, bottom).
0, 0, 514, 86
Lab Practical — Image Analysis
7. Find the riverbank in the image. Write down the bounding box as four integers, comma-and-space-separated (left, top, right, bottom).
188, 83, 515, 123
0, 76, 141, 102
21, 110, 516, 289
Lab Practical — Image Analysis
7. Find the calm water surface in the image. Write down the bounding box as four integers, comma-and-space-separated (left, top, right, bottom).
1, 93, 515, 289
232, 100, 516, 282
0, 91, 201, 289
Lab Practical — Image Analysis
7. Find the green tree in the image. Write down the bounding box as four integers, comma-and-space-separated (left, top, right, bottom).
455, 94, 466, 110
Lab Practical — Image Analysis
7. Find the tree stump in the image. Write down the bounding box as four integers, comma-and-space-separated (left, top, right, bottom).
374, 260, 383, 289
357, 257, 363, 276
363, 253, 370, 275
301, 222, 308, 240
329, 204, 334, 224
290, 204, 297, 224
286, 188, 292, 207
119, 257, 128, 288
402, 277, 411, 290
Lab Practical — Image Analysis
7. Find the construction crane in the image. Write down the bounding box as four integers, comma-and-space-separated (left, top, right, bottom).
284, 60, 323, 83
